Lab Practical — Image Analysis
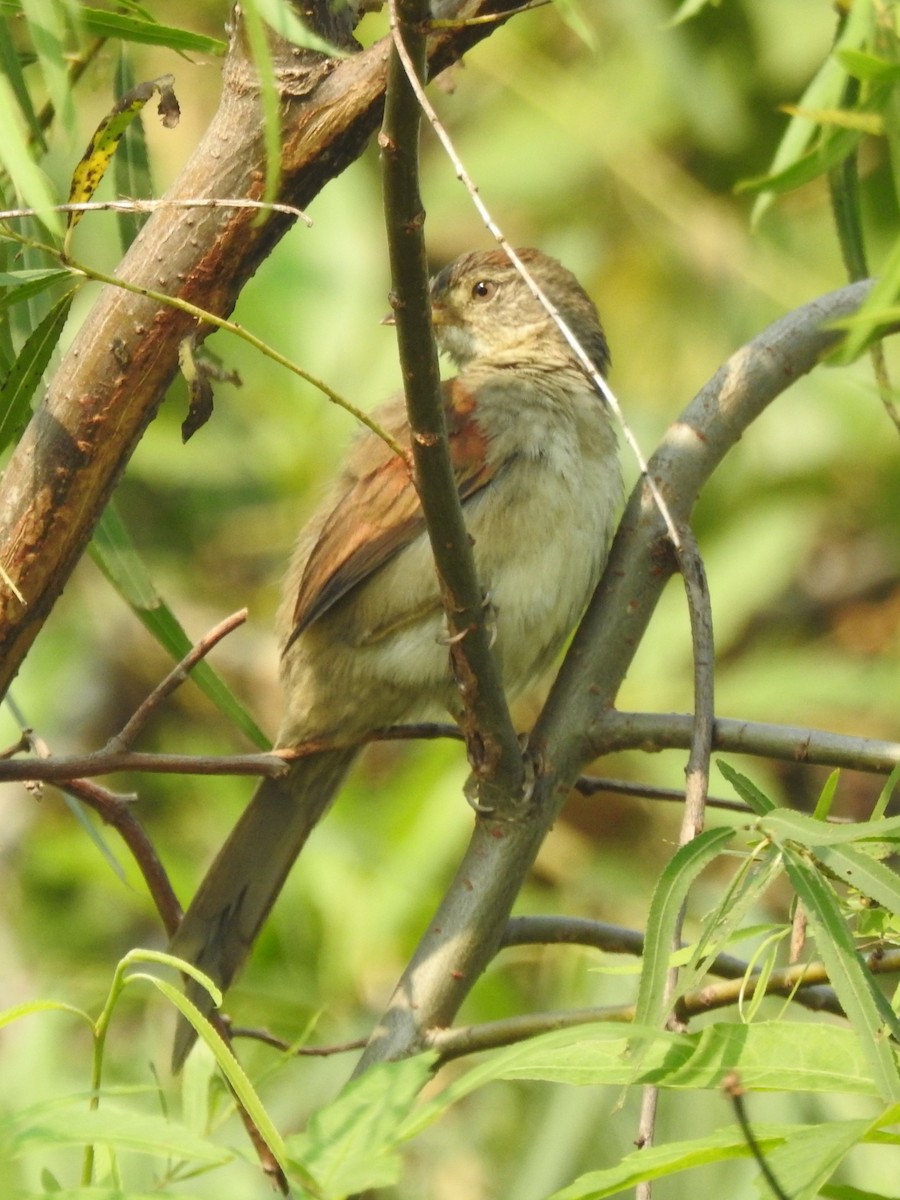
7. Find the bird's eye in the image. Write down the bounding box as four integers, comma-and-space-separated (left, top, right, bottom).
471, 279, 496, 301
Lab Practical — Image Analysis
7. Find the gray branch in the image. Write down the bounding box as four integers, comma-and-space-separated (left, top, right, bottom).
356, 280, 881, 1071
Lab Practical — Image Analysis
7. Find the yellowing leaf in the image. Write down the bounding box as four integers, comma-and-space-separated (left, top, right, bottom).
67, 74, 180, 232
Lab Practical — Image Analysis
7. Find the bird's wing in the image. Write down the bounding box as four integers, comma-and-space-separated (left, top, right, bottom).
286, 378, 494, 644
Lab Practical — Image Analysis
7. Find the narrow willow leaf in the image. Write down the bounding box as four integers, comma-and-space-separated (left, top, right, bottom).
67, 74, 179, 233
0, 74, 63, 239
0, 15, 45, 150
813, 768, 840, 820
125, 970, 288, 1174
838, 48, 900, 83
240, 1, 282, 216
812, 842, 900, 915
7, 1104, 232, 1164
748, 0, 875, 223
0, 288, 74, 453
737, 126, 861, 197
759, 1115, 880, 1200
0, 269, 71, 315
553, 0, 596, 49
718, 761, 776, 815
20, 0, 72, 134
872, 761, 900, 821
782, 104, 883, 135
545, 1124, 782, 1200
401, 1020, 882, 1145
822, 1184, 898, 1199
760, 809, 900, 849
89, 505, 269, 749
678, 844, 784, 1001
0, 1, 226, 55
633, 827, 736, 1030
287, 1056, 435, 1198
248, 0, 348, 57
783, 847, 900, 1101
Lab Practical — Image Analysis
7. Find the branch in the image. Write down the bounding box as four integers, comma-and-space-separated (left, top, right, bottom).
356, 281, 884, 1069
381, 0, 523, 808
590, 711, 900, 776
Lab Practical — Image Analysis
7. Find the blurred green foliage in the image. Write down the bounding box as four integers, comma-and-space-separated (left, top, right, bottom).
1, 0, 900, 1197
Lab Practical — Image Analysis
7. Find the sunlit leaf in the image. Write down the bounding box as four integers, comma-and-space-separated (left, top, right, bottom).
0, 288, 74, 453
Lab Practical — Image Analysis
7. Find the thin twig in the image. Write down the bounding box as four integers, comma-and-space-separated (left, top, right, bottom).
0, 750, 290, 783
229, 1027, 367, 1056
635, 531, 715, 1188
574, 775, 750, 814
724, 1074, 791, 1200
60, 777, 183, 936
0, 196, 312, 226
107, 609, 249, 751
427, 0, 551, 27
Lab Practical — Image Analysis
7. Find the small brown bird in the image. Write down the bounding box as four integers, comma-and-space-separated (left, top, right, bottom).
170, 248, 622, 1066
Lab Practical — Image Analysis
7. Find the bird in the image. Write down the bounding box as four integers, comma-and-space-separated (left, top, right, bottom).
169, 247, 622, 1067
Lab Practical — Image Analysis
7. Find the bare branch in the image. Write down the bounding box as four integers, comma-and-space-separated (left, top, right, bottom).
381, 0, 523, 806
61, 776, 182, 937
109, 609, 249, 752
589, 711, 900, 776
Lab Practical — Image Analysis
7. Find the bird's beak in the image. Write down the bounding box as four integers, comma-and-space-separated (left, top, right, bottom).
381, 302, 446, 328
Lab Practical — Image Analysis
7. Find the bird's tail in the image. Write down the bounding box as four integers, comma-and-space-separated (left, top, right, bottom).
169, 748, 355, 1069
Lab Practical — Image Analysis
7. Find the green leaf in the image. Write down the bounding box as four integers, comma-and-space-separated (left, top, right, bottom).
759, 809, 900, 849
246, 0, 348, 57
124, 964, 291, 1178
0, 269, 71, 315
89, 505, 270, 749
401, 1020, 886, 1147
20, 0, 72, 135
0, 997, 93, 1029
748, 0, 875, 222
812, 842, 900, 915
633, 826, 735, 1031
542, 1113, 900, 1200
0, 288, 74, 454
677, 844, 784, 1002
782, 847, 900, 1101
757, 1115, 887, 1200
718, 761, 776, 815
838, 48, 900, 83
823, 1185, 899, 1200
813, 769, 840, 820
872, 761, 900, 821
0, 15, 45, 150
0, 73, 63, 239
287, 1055, 435, 1198
0, 1, 226, 55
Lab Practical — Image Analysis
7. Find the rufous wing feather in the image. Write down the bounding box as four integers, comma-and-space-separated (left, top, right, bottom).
287, 379, 495, 645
